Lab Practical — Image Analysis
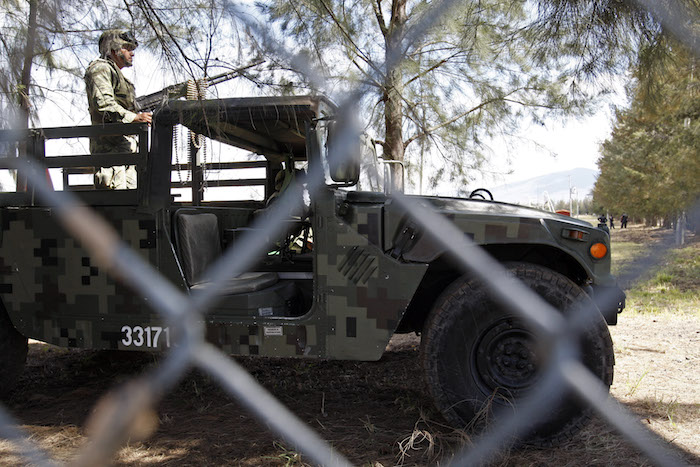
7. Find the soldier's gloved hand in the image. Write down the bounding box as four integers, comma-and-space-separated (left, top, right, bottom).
133, 112, 152, 124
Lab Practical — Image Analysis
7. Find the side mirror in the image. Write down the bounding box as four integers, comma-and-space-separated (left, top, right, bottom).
326, 121, 360, 184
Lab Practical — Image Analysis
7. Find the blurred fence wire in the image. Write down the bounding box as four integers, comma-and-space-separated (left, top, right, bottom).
0, 0, 696, 465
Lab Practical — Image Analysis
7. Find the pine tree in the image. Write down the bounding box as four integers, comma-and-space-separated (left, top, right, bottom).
0, 0, 260, 129
594, 45, 699, 224
257, 0, 665, 190
0, 0, 94, 129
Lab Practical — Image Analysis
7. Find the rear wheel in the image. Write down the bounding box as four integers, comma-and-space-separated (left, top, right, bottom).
421, 262, 614, 446
0, 305, 28, 396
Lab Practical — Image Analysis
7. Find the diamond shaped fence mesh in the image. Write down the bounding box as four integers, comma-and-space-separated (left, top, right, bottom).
0, 0, 697, 465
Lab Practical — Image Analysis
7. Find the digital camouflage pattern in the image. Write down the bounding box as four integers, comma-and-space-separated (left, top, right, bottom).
0, 207, 163, 349
85, 56, 138, 189
0, 198, 425, 360
0, 96, 624, 362
393, 197, 617, 285
315, 190, 427, 360
85, 58, 138, 145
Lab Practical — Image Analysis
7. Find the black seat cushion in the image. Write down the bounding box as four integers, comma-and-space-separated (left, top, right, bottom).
176, 211, 280, 295
176, 212, 222, 286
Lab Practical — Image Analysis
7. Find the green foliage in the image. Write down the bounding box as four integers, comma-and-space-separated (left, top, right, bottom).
579, 196, 598, 215
122, 0, 259, 82
0, 0, 92, 127
258, 0, 649, 189
0, 0, 258, 129
529, 0, 659, 79
594, 45, 700, 222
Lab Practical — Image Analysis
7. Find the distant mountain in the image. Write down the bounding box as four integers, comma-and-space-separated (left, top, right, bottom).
489, 168, 597, 205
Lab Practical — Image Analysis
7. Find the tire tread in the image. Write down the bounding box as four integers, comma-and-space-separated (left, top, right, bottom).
420, 263, 614, 447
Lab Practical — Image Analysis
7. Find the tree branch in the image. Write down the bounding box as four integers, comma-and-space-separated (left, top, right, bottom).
502, 98, 561, 110
352, 60, 383, 89
287, 0, 327, 75
403, 50, 462, 88
372, 0, 389, 38
317, 0, 384, 79
403, 88, 530, 150
128, 0, 200, 79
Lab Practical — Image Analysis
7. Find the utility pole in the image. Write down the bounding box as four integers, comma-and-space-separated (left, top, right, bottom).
568, 176, 572, 215
569, 176, 578, 217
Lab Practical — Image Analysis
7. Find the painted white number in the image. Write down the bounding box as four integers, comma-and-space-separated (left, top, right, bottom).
121, 325, 132, 346
133, 326, 144, 346
152, 326, 162, 347
121, 326, 170, 348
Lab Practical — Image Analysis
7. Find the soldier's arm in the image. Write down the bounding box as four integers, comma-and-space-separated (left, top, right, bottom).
86, 62, 138, 124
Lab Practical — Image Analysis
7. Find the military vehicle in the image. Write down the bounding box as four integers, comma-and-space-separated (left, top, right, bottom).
0, 96, 624, 445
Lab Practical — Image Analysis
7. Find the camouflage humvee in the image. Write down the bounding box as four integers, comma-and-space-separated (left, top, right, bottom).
0, 96, 625, 445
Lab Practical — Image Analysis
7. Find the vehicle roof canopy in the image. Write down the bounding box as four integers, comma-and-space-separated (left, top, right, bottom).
154, 96, 336, 162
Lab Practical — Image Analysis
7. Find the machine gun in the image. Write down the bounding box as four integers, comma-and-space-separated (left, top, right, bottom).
136, 60, 263, 112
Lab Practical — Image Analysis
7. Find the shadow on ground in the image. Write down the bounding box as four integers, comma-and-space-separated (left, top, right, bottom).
1, 337, 698, 466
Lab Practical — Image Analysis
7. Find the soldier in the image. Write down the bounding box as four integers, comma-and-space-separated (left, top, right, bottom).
85, 30, 152, 189
621, 213, 628, 228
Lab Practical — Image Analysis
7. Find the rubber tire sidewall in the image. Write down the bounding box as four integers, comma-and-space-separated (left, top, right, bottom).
421, 262, 614, 446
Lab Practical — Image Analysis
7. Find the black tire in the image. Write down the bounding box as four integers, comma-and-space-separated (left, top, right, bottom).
421, 262, 614, 446
0, 305, 28, 396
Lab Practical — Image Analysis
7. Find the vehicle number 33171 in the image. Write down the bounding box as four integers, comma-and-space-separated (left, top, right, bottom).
121, 325, 170, 348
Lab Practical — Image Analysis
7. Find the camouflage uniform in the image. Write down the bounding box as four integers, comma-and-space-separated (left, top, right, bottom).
85, 52, 138, 189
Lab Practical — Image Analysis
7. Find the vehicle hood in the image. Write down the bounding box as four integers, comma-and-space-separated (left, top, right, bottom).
410, 195, 593, 227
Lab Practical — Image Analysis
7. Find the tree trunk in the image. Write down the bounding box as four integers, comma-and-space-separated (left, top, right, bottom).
675, 212, 686, 245
382, 0, 407, 192
16, 0, 39, 191
19, 0, 38, 129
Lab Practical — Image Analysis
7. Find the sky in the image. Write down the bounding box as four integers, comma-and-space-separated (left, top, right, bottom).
410, 89, 627, 199
481, 109, 618, 186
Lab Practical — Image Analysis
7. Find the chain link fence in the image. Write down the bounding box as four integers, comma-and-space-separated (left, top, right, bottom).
0, 0, 697, 465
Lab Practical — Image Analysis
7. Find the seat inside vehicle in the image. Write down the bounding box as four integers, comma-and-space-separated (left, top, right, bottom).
175, 211, 279, 294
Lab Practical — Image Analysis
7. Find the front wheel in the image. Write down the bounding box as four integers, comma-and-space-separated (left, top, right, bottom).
421, 262, 614, 446
0, 305, 28, 397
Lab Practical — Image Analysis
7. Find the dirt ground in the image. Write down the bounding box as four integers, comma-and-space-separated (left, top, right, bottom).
0, 226, 698, 466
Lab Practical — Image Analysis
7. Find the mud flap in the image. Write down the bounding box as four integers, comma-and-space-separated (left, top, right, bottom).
589, 284, 626, 325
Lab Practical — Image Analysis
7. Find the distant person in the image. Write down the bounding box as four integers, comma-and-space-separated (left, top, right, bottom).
85, 29, 152, 189
609, 215, 615, 229
621, 213, 628, 228
597, 214, 609, 233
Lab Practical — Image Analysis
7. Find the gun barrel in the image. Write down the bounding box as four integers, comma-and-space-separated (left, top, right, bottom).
207, 60, 263, 86
136, 60, 263, 112
135, 83, 186, 111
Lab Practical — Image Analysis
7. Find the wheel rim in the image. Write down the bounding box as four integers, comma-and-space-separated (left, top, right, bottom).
473, 318, 539, 398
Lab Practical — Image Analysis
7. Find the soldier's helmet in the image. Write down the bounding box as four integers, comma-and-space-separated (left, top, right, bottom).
98, 30, 138, 58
